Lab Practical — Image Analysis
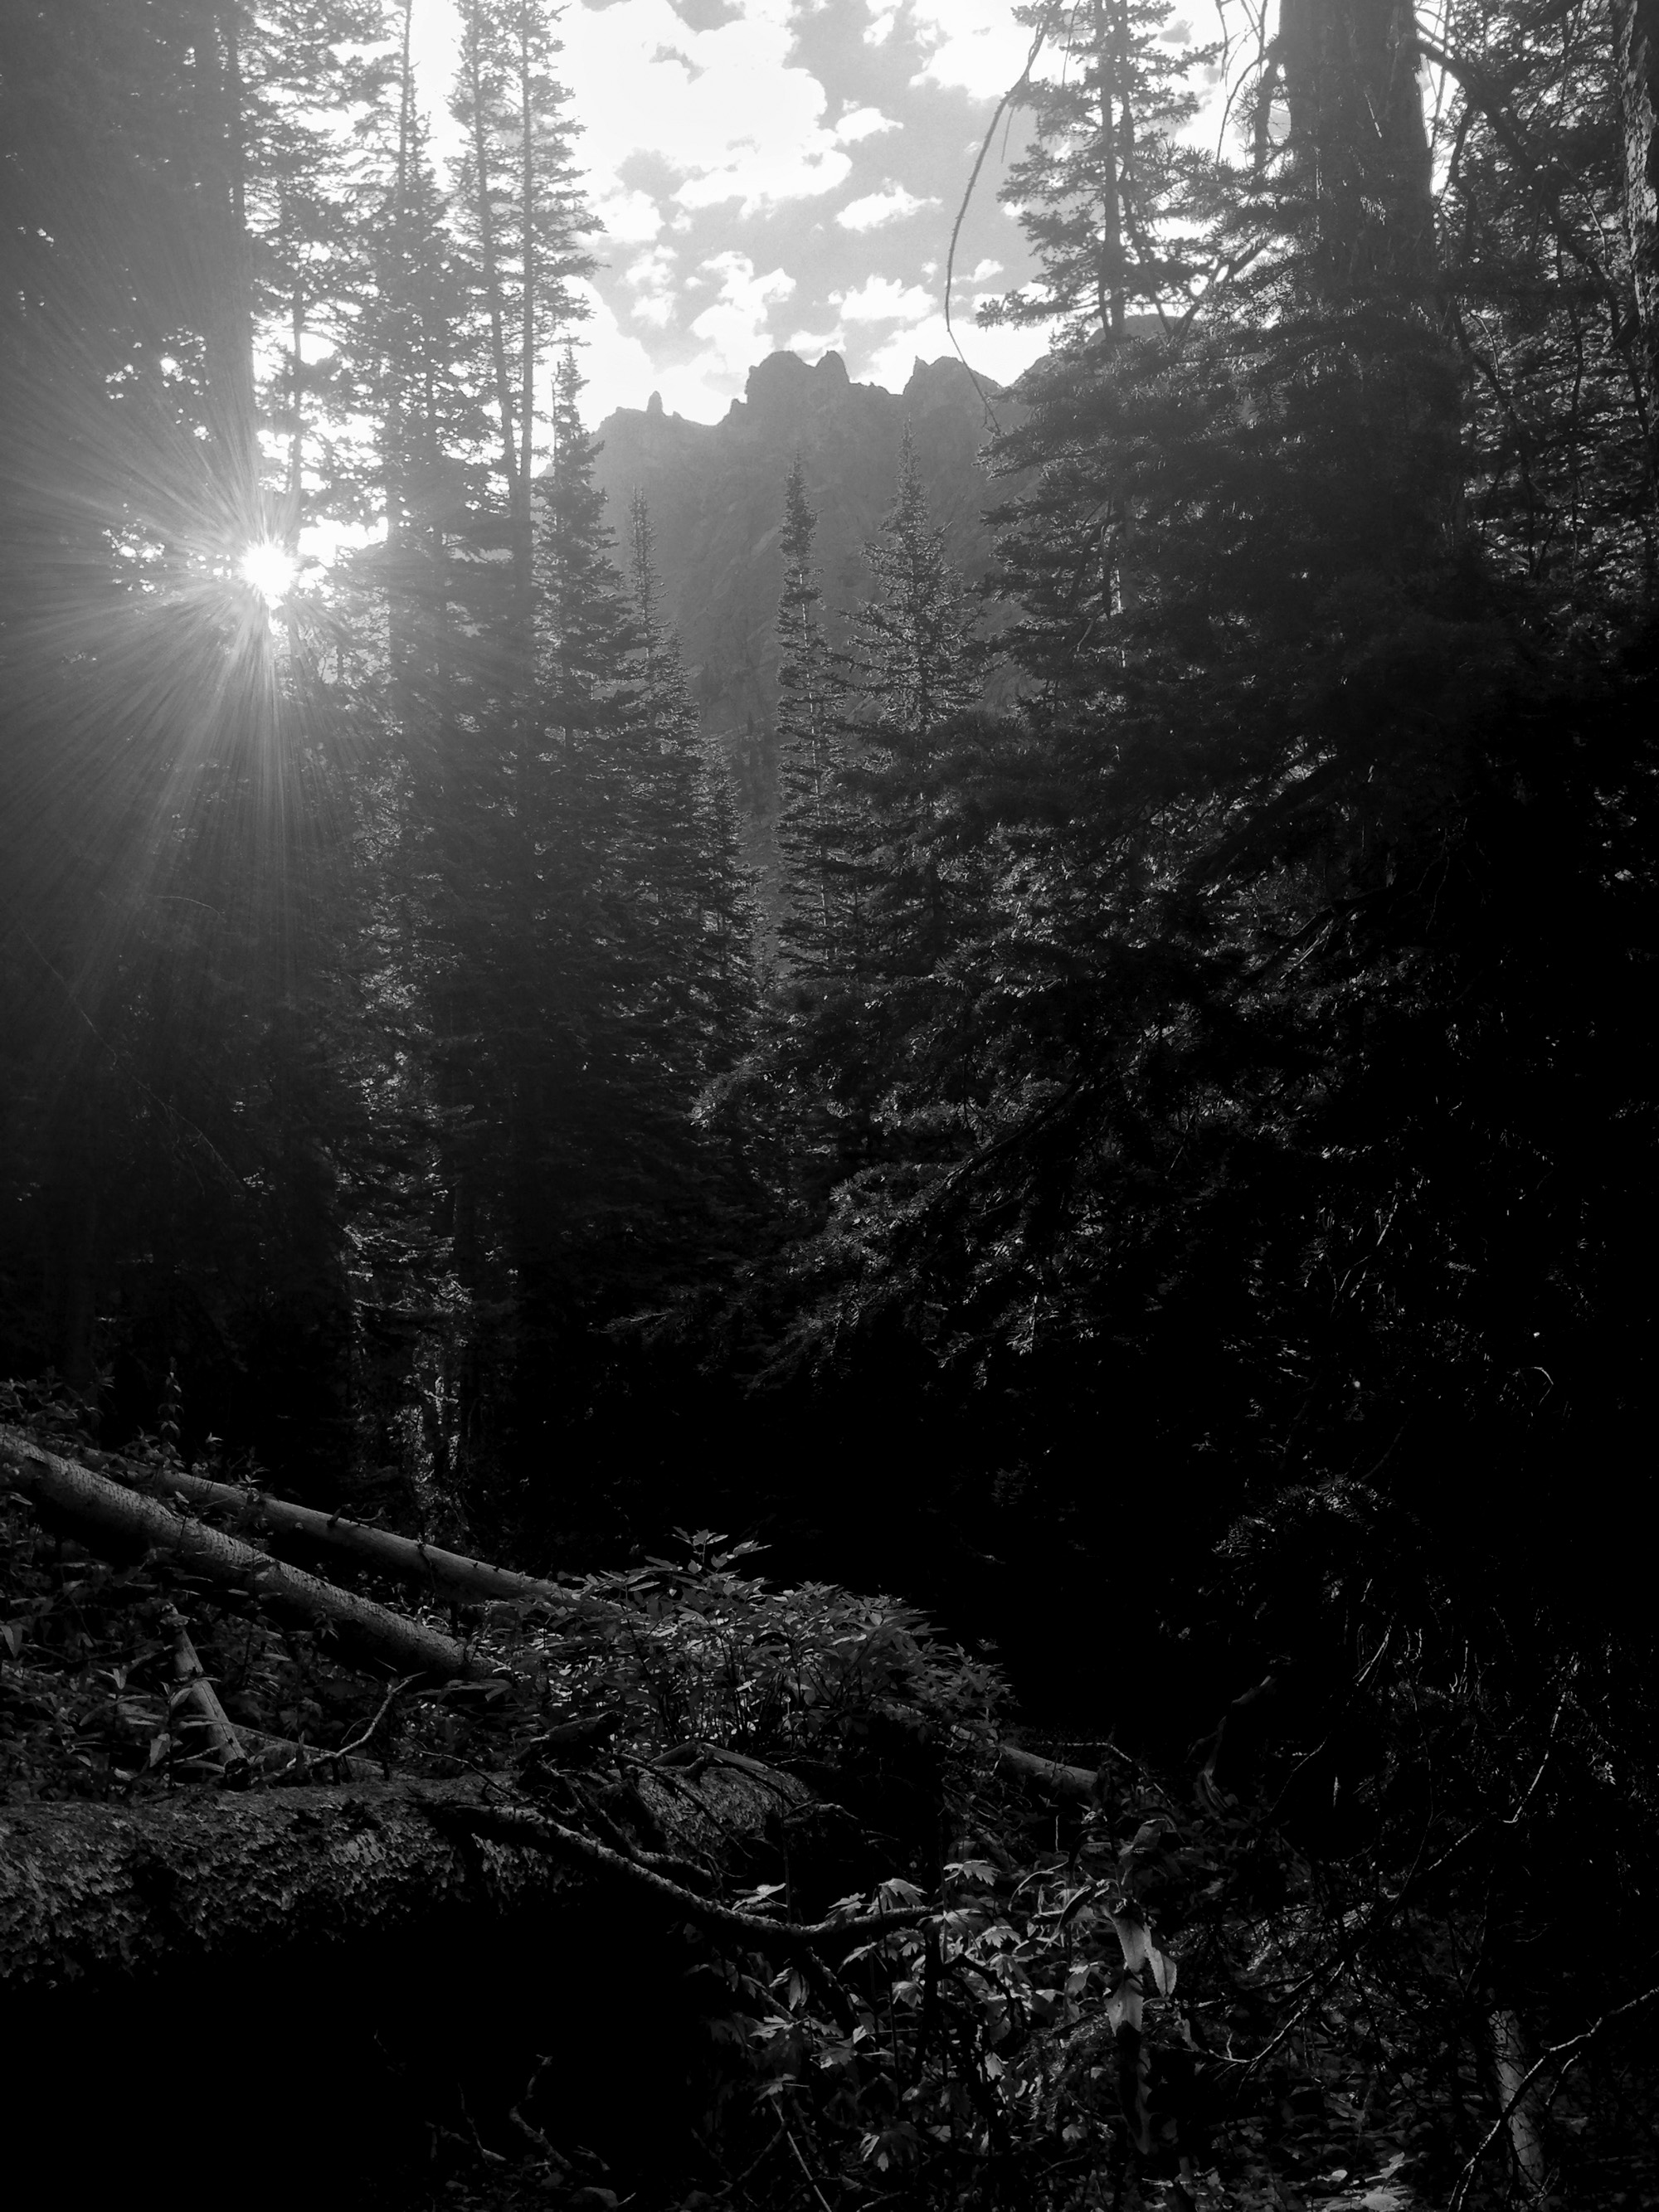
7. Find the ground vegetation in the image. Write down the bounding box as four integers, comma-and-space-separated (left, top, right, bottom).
2, 1, 1657, 2204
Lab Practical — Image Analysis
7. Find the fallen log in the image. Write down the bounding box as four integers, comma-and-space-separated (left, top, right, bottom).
0, 1756, 809, 2210
0, 1425, 481, 1683
0, 1757, 801, 1999
996, 1743, 1102, 1801
0, 1777, 541, 1996
90, 1448, 575, 1615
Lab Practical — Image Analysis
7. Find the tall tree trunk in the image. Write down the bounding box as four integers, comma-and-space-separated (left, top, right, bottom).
516, 7, 538, 633
1278, 0, 1437, 291
286, 262, 306, 542
1091, 0, 1126, 342
1613, 0, 1659, 485
460, 10, 524, 571
1487, 2006, 1550, 2197
192, 2, 260, 518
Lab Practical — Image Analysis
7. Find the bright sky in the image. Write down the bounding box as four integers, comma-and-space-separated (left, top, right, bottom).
407, 0, 1055, 425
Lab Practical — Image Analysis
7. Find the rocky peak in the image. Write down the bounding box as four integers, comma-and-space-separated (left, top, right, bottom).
589, 351, 1013, 780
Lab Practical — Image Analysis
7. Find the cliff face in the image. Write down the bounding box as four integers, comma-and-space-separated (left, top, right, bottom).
589, 351, 1010, 795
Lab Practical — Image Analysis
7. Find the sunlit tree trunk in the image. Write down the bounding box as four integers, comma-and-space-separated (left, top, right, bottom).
1613, 0, 1659, 479
191, 2, 260, 516
1277, 0, 1437, 291
459, 5, 523, 537
1487, 2006, 1550, 2198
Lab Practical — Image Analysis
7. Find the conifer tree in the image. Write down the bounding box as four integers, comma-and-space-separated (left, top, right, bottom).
366, 4, 484, 607
773, 459, 857, 977
237, 2, 393, 547
450, 0, 594, 638
980, 0, 1212, 347
844, 429, 980, 978
626, 492, 754, 1080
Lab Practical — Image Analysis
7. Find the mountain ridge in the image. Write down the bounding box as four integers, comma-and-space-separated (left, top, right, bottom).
589, 348, 1015, 812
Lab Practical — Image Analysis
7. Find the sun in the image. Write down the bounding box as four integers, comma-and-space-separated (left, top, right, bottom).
238, 540, 298, 607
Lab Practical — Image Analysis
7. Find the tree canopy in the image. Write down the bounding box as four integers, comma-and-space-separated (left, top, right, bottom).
2, 2, 1657, 2200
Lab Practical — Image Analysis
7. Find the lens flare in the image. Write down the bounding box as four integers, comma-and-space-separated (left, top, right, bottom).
238, 540, 297, 606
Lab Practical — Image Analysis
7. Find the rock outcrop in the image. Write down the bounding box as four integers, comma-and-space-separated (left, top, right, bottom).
590, 352, 1014, 800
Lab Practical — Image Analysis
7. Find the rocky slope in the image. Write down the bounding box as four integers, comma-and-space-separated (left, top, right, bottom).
589, 350, 1014, 822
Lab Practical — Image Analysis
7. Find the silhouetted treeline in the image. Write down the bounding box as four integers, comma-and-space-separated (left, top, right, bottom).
2, 0, 1657, 1759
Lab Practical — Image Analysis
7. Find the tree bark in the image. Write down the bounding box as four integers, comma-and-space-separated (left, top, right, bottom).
1278, 0, 1436, 290
0, 1757, 796, 2001
1488, 2005, 1550, 2196
1614, 0, 1659, 437
0, 1426, 482, 1683
90, 1449, 575, 1614
164, 1605, 249, 1772
191, 2, 260, 513
995, 1743, 1102, 1799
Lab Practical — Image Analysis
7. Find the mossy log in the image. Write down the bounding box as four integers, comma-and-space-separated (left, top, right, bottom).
0, 1759, 800, 2001
0, 1424, 480, 1682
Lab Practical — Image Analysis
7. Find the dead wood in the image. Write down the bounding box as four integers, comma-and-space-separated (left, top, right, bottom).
0, 1755, 802, 1999
0, 1777, 565, 1996
163, 1606, 248, 1773
996, 1743, 1101, 1801
429, 1795, 928, 1956
235, 1727, 395, 1784
93, 1451, 575, 1614
0, 1424, 482, 1683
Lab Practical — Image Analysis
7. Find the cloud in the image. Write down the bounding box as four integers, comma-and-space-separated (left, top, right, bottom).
836, 183, 939, 232
686, 251, 797, 375
558, 0, 852, 219
781, 325, 847, 360
590, 187, 664, 247
864, 5, 900, 45
624, 246, 679, 328
832, 275, 937, 324
834, 105, 898, 143
905, 1, 1034, 100
674, 147, 850, 216
859, 310, 1048, 395
572, 254, 795, 426
566, 280, 663, 427
970, 257, 1003, 282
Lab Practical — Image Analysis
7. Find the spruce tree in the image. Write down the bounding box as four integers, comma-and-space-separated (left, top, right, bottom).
844, 428, 980, 979
773, 459, 858, 978
450, 0, 594, 639
978, 0, 1213, 347
625, 492, 755, 1082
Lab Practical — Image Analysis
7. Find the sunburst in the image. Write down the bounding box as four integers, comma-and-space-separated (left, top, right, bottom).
238, 539, 298, 607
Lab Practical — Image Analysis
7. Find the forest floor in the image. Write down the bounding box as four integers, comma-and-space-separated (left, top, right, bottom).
5, 1412, 1658, 2212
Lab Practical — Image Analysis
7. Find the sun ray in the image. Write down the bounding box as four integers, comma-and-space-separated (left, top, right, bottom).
238, 539, 298, 606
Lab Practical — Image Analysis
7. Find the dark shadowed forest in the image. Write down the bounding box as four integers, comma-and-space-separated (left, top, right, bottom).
2, 2, 1658, 2208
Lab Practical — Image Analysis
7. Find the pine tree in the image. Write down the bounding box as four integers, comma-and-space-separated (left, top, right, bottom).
773, 459, 857, 977
450, 0, 594, 639
1432, 0, 1656, 595
236, 2, 393, 547
625, 492, 755, 1082
723, 0, 1659, 1675
978, 0, 1213, 347
844, 428, 980, 979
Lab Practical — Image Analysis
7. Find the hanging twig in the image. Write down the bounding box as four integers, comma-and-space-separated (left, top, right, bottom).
1447, 1982, 1659, 2212
944, 4, 1068, 430
781, 2122, 836, 2212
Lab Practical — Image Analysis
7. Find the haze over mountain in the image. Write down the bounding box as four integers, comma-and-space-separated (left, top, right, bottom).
590, 348, 1014, 824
